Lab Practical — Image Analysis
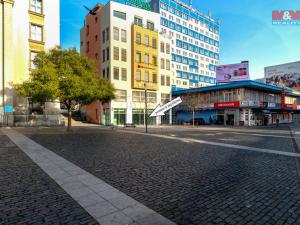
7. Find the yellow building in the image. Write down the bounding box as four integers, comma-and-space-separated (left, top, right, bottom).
131, 23, 159, 91
0, 0, 60, 118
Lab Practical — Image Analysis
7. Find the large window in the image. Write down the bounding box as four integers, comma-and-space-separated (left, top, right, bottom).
147, 21, 154, 30
134, 17, 143, 26
152, 38, 157, 49
136, 52, 141, 63
113, 47, 119, 60
113, 10, 126, 20
121, 29, 127, 42
30, 24, 43, 42
144, 35, 149, 46
30, 51, 38, 69
113, 67, 119, 80
145, 71, 149, 82
30, 0, 42, 14
161, 93, 170, 104
121, 49, 127, 62
136, 33, 141, 44
121, 68, 127, 81
136, 70, 141, 81
144, 54, 149, 64
113, 27, 119, 41
115, 90, 127, 102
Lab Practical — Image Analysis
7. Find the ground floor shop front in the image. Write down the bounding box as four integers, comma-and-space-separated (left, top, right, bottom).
173, 107, 300, 127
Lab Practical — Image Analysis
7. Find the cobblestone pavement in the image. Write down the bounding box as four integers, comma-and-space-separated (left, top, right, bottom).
21, 127, 300, 225
0, 131, 99, 225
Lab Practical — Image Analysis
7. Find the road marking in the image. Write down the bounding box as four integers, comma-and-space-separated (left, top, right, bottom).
188, 131, 297, 139
1, 128, 176, 225
118, 130, 300, 158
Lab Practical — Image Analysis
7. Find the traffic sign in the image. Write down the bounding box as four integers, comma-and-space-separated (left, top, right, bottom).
150, 97, 182, 117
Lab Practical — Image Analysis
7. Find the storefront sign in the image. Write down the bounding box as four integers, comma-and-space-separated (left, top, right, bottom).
214, 101, 240, 108
240, 101, 249, 107
282, 104, 299, 109
248, 101, 260, 107
126, 0, 152, 11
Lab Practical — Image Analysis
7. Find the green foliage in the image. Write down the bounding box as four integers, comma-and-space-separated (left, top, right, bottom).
16, 47, 115, 110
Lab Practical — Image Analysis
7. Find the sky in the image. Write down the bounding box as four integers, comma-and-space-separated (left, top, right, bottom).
61, 0, 300, 79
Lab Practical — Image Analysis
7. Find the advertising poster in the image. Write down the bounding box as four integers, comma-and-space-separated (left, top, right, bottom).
216, 62, 250, 83
265, 61, 300, 88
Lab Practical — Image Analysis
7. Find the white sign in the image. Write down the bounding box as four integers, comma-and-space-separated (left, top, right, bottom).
265, 61, 300, 88
216, 62, 249, 83
150, 97, 182, 117
126, 101, 133, 124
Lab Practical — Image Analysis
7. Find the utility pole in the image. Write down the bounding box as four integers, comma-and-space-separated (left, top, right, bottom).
2, 2, 5, 114
144, 83, 148, 133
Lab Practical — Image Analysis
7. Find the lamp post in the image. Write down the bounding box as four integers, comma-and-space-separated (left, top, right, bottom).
2, 2, 5, 115
144, 83, 148, 133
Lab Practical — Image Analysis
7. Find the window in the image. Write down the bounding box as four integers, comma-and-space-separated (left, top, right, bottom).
106, 28, 109, 41
106, 67, 110, 79
121, 29, 127, 42
161, 75, 165, 86
161, 93, 170, 104
95, 35, 98, 42
145, 71, 149, 82
160, 42, 165, 53
121, 68, 127, 81
147, 21, 154, 30
86, 41, 89, 52
136, 33, 141, 44
166, 60, 170, 70
102, 50, 105, 62
106, 47, 109, 60
144, 35, 149, 46
115, 90, 127, 102
113, 27, 119, 40
30, 0, 42, 14
86, 25, 89, 36
113, 67, 119, 80
166, 43, 170, 54
102, 30, 105, 43
30, 24, 42, 42
166, 76, 170, 86
95, 17, 98, 23
113, 47, 119, 60
30, 51, 38, 69
113, 10, 126, 20
152, 56, 157, 66
136, 52, 141, 63
144, 54, 149, 64
102, 69, 105, 77
152, 73, 157, 83
152, 38, 157, 49
161, 59, 165, 69
134, 17, 143, 26
121, 49, 127, 62
136, 70, 141, 81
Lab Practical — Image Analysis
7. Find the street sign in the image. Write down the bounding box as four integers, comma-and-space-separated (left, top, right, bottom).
4, 105, 13, 113
150, 97, 182, 117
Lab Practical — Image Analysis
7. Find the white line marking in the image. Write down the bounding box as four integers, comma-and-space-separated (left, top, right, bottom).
118, 130, 300, 158
1, 128, 176, 225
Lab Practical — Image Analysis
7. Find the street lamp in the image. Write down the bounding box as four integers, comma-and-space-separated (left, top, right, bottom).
144, 83, 148, 133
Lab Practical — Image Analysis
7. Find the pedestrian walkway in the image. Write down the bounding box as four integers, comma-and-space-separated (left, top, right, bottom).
1, 128, 176, 225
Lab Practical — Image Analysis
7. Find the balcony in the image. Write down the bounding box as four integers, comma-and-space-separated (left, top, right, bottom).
133, 81, 158, 91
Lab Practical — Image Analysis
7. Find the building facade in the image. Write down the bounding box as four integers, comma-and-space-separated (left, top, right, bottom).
150, 0, 220, 90
80, 0, 219, 126
0, 0, 60, 117
80, 1, 173, 126
173, 81, 300, 126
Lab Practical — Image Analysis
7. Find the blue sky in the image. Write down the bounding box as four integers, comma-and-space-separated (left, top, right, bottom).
61, 0, 300, 79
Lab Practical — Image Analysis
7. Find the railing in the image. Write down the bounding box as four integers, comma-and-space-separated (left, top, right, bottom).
13, 114, 65, 127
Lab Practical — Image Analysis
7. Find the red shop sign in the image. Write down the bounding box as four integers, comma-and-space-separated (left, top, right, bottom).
282, 104, 298, 109
214, 101, 240, 108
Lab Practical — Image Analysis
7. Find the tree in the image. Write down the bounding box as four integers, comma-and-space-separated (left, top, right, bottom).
15, 48, 115, 130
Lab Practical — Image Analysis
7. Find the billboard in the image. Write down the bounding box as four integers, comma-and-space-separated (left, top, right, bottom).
265, 61, 300, 88
216, 62, 249, 83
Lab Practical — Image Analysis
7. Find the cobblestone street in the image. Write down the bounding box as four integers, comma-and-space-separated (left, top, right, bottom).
6, 125, 299, 225
0, 130, 98, 225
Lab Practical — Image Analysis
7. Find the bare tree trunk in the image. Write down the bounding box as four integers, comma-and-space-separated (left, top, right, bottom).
67, 108, 72, 131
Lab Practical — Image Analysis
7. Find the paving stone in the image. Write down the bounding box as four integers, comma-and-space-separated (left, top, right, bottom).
97, 211, 134, 225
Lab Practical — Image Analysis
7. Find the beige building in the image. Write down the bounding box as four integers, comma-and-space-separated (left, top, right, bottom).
0, 0, 60, 118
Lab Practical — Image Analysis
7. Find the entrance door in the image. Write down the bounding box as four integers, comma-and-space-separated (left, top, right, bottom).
226, 114, 234, 126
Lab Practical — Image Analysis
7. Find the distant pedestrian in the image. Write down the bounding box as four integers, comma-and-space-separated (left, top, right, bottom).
276, 118, 280, 127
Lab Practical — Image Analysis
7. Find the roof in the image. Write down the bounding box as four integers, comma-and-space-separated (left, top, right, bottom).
172, 80, 300, 97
